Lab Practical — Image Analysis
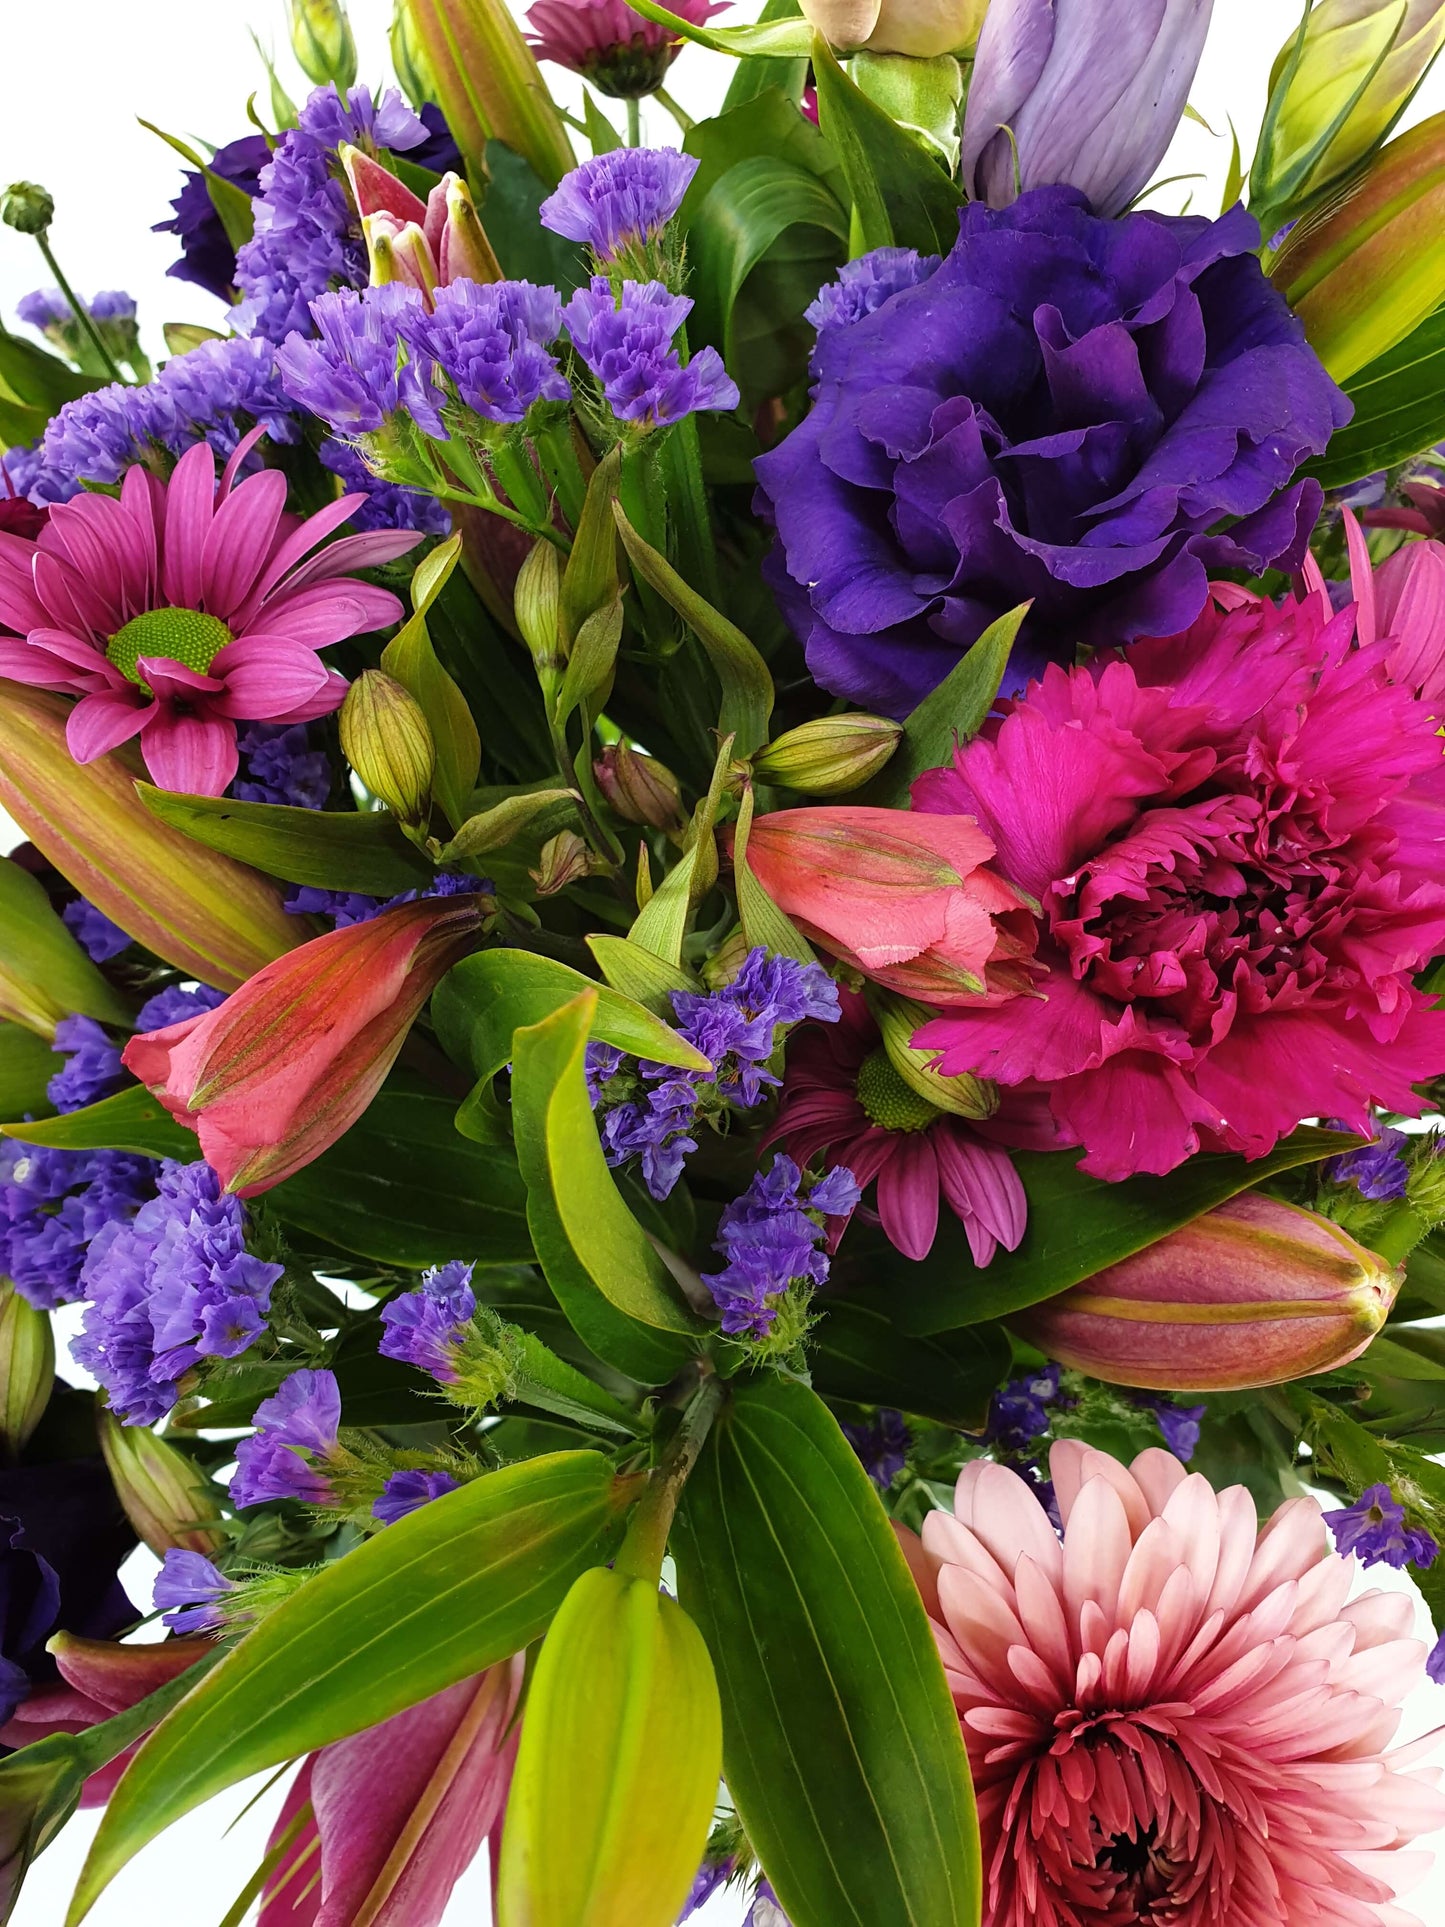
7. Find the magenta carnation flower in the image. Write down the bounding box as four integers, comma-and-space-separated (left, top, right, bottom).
911, 1442, 1445, 1927
0, 438, 420, 795
913, 588, 1445, 1179
526, 0, 729, 97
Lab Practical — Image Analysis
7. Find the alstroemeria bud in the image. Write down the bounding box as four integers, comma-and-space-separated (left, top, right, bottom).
0, 1281, 52, 1459
594, 740, 685, 833
530, 829, 606, 895
1269, 113, 1445, 382
0, 685, 302, 991
515, 536, 566, 695
98, 1407, 225, 1557
736, 806, 1039, 1006
288, 0, 359, 89
1253, 0, 1445, 220
751, 714, 904, 796
1014, 1193, 1401, 1393
1, 182, 54, 235
406, 0, 575, 187
391, 0, 438, 108
340, 670, 437, 827
122, 895, 491, 1195
801, 0, 986, 55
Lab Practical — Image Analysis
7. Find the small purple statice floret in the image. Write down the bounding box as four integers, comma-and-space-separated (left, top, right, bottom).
1324, 1485, 1440, 1572
229, 1368, 343, 1509
540, 148, 699, 259
153, 1548, 236, 1634
372, 1468, 462, 1525
406, 279, 572, 424
562, 278, 738, 430
703, 1155, 861, 1338
46, 1016, 126, 1115
379, 1260, 477, 1384
61, 897, 131, 963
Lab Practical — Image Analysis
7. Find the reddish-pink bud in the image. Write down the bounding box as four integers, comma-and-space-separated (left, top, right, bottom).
1015, 1193, 1401, 1392
123, 895, 490, 1195
738, 805, 1038, 1005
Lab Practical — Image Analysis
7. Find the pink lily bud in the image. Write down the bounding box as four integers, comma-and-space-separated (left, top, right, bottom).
1014, 1193, 1401, 1393
438, 172, 504, 286
340, 142, 429, 228
363, 212, 439, 298
122, 895, 492, 1195
737, 805, 1038, 1006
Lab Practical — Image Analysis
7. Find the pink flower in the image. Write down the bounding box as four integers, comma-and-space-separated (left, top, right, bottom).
912, 589, 1445, 1179
526, 0, 729, 96
908, 1442, 1445, 1927
0, 438, 421, 796
767, 987, 1053, 1262
1335, 507, 1445, 709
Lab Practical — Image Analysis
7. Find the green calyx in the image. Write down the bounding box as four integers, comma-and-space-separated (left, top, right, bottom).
856, 1048, 940, 1134
106, 608, 233, 688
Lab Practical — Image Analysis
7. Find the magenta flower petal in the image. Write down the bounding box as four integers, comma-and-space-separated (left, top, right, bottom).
66, 689, 151, 763
0, 537, 48, 632
276, 525, 424, 590
271, 666, 350, 724
935, 1122, 1027, 1252
209, 637, 330, 720
253, 581, 405, 647
160, 442, 217, 610
139, 710, 240, 795
231, 491, 365, 618
199, 466, 289, 619
138, 658, 226, 701
875, 1131, 941, 1261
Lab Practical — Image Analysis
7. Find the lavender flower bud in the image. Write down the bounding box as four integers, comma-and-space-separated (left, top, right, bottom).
340, 669, 437, 826
98, 1406, 226, 1557
0, 1281, 52, 1458
288, 0, 359, 89
595, 740, 685, 833
750, 714, 903, 796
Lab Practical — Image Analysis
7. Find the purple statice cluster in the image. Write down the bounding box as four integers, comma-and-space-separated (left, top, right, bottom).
278, 285, 444, 437
373, 1468, 460, 1524
62, 897, 131, 963
153, 1549, 237, 1634
588, 948, 841, 1201
286, 870, 491, 930
0, 1137, 154, 1312
805, 247, 940, 343
378, 1260, 477, 1384
73, 1160, 284, 1424
135, 983, 229, 1032
680, 1858, 739, 1920
45, 1015, 126, 1114
985, 1363, 1065, 1455
538, 147, 698, 265
1325, 1123, 1412, 1202
839, 1408, 911, 1492
1324, 1485, 1440, 1572
411, 280, 574, 425
230, 1368, 341, 1508
233, 84, 430, 345
235, 722, 333, 810
703, 1156, 860, 1339
562, 279, 738, 432
319, 437, 452, 536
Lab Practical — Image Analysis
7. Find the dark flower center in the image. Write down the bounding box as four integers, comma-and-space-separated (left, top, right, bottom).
856, 1048, 938, 1133
107, 607, 232, 687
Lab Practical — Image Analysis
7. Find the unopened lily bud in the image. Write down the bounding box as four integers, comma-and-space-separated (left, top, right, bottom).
751, 714, 904, 796
288, 0, 359, 89
98, 1406, 226, 1557
531, 829, 605, 896
439, 172, 504, 286
871, 991, 996, 1121
364, 213, 438, 298
801, 0, 985, 55
595, 740, 685, 833
340, 670, 437, 827
1015, 1194, 1401, 1393
1270, 112, 1445, 382
0, 1281, 52, 1458
391, 0, 438, 108
1, 182, 54, 235
515, 538, 566, 694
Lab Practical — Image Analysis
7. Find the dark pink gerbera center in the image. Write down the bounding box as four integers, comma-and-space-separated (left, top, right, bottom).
107, 606, 233, 687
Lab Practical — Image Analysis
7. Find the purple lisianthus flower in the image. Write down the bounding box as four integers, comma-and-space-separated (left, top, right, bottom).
704, 1156, 860, 1338
155, 134, 271, 299
153, 1548, 236, 1634
235, 721, 333, 810
563, 278, 739, 431
277, 284, 445, 438
540, 148, 699, 260
406, 279, 572, 425
62, 897, 131, 963
230, 1368, 342, 1509
46, 1015, 126, 1114
806, 247, 941, 341
840, 1408, 911, 1491
379, 1260, 477, 1383
372, 1468, 462, 1525
755, 187, 1351, 717
1324, 1485, 1440, 1572
408, 102, 464, 177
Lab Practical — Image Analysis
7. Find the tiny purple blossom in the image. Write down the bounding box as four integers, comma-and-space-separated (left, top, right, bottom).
540, 148, 699, 260
379, 1260, 477, 1383
277, 284, 445, 438
134, 984, 228, 1032
404, 280, 571, 425
46, 1016, 126, 1114
230, 1368, 342, 1509
153, 1548, 235, 1634
562, 278, 738, 430
1325, 1124, 1411, 1202
840, 1409, 910, 1491
703, 1156, 860, 1338
372, 1468, 462, 1525
61, 898, 131, 963
1138, 1395, 1206, 1463
235, 722, 333, 810
985, 1364, 1064, 1455
1324, 1485, 1440, 1572
679, 1856, 738, 1919
285, 872, 491, 929
805, 248, 941, 338
1430, 1632, 1445, 1686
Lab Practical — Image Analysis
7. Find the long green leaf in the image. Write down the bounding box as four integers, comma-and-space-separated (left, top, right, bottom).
136, 786, 433, 895
621, 0, 811, 56
674, 1377, 980, 1927
811, 35, 963, 256
865, 604, 1028, 807
723, 0, 807, 108
5, 1085, 198, 1160
511, 993, 706, 1383
0, 1021, 59, 1121
689, 155, 848, 366
812, 1300, 1010, 1430
0, 332, 105, 415
586, 934, 700, 1017
0, 858, 133, 1030
1305, 305, 1445, 488
138, 120, 255, 249
68, 1454, 635, 1924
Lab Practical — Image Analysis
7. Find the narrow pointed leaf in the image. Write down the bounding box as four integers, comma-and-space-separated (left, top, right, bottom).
0, 858, 134, 1033
586, 935, 699, 1017
136, 786, 434, 894
811, 35, 963, 256
5, 1085, 198, 1161
621, 0, 811, 56
865, 604, 1028, 807
0, 1023, 60, 1120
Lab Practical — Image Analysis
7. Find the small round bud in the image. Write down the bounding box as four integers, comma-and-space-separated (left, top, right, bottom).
531, 829, 605, 896
870, 990, 998, 1120
0, 1281, 52, 1457
751, 714, 904, 795
595, 740, 686, 834
288, 0, 359, 90
1, 182, 55, 235
340, 670, 436, 826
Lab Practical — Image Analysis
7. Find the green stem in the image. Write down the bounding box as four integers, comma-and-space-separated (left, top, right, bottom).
654, 87, 694, 134
36, 234, 125, 383
627, 97, 643, 146
615, 1369, 726, 1583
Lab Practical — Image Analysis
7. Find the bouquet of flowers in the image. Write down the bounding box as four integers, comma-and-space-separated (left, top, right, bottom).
9, 0, 1445, 1920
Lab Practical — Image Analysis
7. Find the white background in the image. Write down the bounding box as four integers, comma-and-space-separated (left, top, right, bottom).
4, 2, 1445, 1921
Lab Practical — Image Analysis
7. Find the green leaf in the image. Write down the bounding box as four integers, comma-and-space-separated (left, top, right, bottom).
0, 1022, 59, 1121
0, 332, 104, 419
511, 993, 706, 1382
619, 0, 811, 57
673, 1377, 980, 1927
271, 1069, 533, 1269
481, 140, 590, 294
67, 1454, 636, 1924
0, 858, 133, 1032
875, 1127, 1359, 1335
688, 154, 848, 367
864, 604, 1028, 807
1305, 305, 1445, 489
811, 34, 964, 256
586, 934, 699, 1017
732, 783, 813, 964
723, 1, 807, 109
627, 736, 735, 966
812, 1300, 1011, 1430
136, 786, 433, 895
5, 1085, 197, 1161
382, 533, 483, 832
582, 90, 622, 153
437, 787, 579, 864
612, 503, 774, 757
560, 446, 622, 654
138, 120, 255, 249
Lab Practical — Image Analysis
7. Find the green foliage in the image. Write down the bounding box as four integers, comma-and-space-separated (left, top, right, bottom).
136, 785, 435, 894
723, 0, 807, 108
864, 604, 1027, 807
811, 34, 964, 255
1305, 304, 1445, 489
482, 141, 590, 293
0, 857, 133, 1032
0, 1022, 59, 1121
0, 331, 104, 445
381, 533, 483, 832
5, 1085, 197, 1160
812, 1299, 1010, 1430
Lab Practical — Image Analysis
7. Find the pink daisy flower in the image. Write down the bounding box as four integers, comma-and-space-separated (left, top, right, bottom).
767, 987, 1056, 1263
526, 0, 729, 98
907, 1441, 1445, 1927
0, 437, 420, 796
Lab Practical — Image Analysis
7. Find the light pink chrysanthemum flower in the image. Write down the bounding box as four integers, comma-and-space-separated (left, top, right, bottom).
0, 437, 420, 796
908, 1442, 1445, 1927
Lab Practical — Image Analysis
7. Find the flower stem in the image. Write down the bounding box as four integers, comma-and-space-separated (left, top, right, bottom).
35, 235, 125, 384
654, 87, 694, 134
627, 97, 643, 147
615, 1368, 726, 1583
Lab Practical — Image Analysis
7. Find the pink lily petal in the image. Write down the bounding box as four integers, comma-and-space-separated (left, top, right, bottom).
345, 146, 430, 226
271, 666, 350, 724
200, 467, 290, 621
66, 688, 153, 762
876, 1130, 942, 1260
259, 1760, 322, 1926
258, 580, 405, 646
139, 710, 239, 796
161, 442, 219, 610
209, 636, 330, 719
424, 177, 450, 257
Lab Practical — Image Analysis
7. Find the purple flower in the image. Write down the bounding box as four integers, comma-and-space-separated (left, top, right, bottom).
33, 383, 168, 496
297, 83, 428, 154
1135, 1394, 1205, 1462
153, 1548, 236, 1634
277, 284, 444, 437
235, 721, 333, 810
72, 1161, 282, 1423
62, 897, 131, 963
704, 1156, 860, 1339
985, 1364, 1063, 1454
1324, 1485, 1439, 1572
46, 1015, 126, 1114
379, 1260, 477, 1383
406, 280, 572, 425
154, 133, 271, 300
135, 984, 228, 1032
540, 148, 699, 260
153, 335, 299, 455
806, 248, 941, 341
745, 1879, 792, 1927
285, 871, 491, 929
562, 279, 739, 431
1, 1139, 153, 1312
234, 136, 362, 347
319, 438, 452, 536
372, 1468, 462, 1525
754, 188, 1351, 717
230, 1368, 343, 1509
840, 1408, 910, 1491
408, 102, 464, 177
15, 289, 72, 330
1430, 1631, 1445, 1687
679, 1856, 738, 1919
1326, 1125, 1412, 1202
0, 439, 75, 507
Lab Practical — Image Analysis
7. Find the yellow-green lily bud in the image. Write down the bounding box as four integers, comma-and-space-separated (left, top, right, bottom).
751, 713, 904, 796
405, 0, 575, 187
340, 670, 437, 827
98, 1407, 226, 1557
288, 0, 359, 90
0, 1282, 52, 1459
870, 990, 998, 1121
391, 0, 438, 108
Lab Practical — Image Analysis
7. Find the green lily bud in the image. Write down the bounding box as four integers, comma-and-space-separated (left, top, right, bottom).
391, 0, 438, 108
498, 1565, 722, 1927
1, 182, 54, 235
0, 1282, 52, 1460
288, 0, 359, 89
594, 740, 686, 834
341, 670, 438, 828
1269, 112, 1445, 382
98, 1407, 226, 1557
515, 537, 566, 698
869, 990, 998, 1121
404, 0, 574, 187
1253, 0, 1445, 221
751, 713, 904, 796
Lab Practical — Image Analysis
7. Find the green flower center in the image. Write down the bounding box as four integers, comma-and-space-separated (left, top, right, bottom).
856, 1048, 939, 1134
106, 608, 233, 688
